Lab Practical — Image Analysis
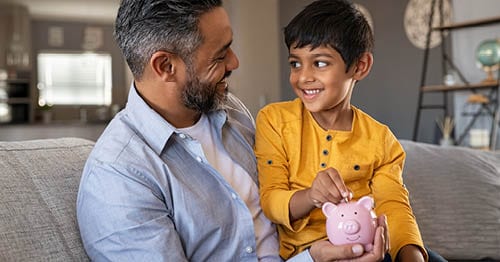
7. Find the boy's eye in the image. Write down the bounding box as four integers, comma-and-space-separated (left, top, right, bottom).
315, 61, 328, 68
289, 61, 301, 68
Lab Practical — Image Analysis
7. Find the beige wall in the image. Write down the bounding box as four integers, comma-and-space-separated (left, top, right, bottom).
122, 1, 282, 118
225, 0, 281, 117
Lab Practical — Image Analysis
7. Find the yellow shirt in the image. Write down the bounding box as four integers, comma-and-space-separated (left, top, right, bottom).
255, 99, 426, 260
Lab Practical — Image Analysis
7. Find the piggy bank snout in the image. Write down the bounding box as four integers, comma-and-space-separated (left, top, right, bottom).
342, 220, 360, 234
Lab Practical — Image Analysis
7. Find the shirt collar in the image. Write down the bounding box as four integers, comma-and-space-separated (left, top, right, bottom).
125, 82, 175, 155
125, 82, 228, 155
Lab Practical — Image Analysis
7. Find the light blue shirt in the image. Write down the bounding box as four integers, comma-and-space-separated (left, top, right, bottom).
77, 85, 285, 261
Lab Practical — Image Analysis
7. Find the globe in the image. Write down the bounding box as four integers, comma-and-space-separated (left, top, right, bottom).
475, 39, 500, 83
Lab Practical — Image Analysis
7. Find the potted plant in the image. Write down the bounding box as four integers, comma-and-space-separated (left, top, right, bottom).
436, 116, 454, 146
39, 103, 53, 124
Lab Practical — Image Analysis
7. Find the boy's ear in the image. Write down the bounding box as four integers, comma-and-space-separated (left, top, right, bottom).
149, 50, 179, 82
352, 52, 373, 81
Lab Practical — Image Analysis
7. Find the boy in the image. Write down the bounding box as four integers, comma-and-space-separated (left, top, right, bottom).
255, 0, 430, 261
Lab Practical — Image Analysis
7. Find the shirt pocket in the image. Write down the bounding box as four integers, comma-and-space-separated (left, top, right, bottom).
338, 162, 373, 197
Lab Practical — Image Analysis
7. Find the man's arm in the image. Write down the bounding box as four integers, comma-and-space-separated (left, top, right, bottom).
77, 163, 188, 261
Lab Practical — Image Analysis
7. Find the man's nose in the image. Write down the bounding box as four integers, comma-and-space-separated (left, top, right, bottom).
225, 48, 239, 71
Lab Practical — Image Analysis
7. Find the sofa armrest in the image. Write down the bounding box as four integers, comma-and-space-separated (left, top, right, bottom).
400, 140, 500, 261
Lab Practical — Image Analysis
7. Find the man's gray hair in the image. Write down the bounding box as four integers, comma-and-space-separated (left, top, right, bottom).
114, 0, 223, 79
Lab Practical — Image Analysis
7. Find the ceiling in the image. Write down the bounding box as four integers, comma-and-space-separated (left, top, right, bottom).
0, 0, 120, 23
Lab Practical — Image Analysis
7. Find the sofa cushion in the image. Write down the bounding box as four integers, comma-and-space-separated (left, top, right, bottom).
0, 138, 94, 261
401, 140, 500, 261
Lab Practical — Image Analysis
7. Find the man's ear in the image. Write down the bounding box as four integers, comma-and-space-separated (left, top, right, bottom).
149, 51, 179, 82
352, 52, 373, 81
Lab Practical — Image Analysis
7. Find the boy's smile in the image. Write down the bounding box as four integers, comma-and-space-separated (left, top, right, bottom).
303, 88, 322, 99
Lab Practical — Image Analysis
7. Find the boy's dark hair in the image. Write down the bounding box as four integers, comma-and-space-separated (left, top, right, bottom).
114, 0, 222, 79
284, 0, 374, 72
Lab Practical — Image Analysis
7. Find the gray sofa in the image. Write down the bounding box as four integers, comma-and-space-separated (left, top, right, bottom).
0, 138, 92, 261
0, 138, 499, 261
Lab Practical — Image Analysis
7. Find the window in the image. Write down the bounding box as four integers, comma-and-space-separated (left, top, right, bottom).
37, 52, 112, 106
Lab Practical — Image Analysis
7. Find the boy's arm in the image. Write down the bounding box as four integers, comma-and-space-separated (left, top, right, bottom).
289, 168, 351, 221
255, 108, 298, 228
396, 244, 425, 262
289, 189, 316, 221
370, 131, 428, 261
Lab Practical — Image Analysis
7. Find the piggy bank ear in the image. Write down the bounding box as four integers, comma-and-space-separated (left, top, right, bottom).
357, 196, 374, 210
322, 202, 338, 218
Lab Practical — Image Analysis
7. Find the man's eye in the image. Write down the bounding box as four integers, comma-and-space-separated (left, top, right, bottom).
316, 61, 328, 68
289, 61, 301, 68
216, 55, 226, 62
215, 52, 228, 62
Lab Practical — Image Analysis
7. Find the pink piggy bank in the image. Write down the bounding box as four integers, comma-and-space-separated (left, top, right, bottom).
322, 196, 377, 251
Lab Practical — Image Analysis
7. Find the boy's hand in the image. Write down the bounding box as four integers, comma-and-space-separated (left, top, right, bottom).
309, 215, 389, 262
289, 168, 352, 221
308, 167, 352, 208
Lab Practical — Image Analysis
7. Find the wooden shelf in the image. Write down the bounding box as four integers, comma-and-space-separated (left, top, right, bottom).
421, 81, 500, 93
414, 0, 500, 150
5, 79, 31, 84
5, 98, 31, 104
433, 15, 500, 31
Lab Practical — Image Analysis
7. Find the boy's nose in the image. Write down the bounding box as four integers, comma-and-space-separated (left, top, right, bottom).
299, 66, 315, 83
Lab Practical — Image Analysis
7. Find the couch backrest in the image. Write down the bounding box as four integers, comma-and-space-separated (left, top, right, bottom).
0, 138, 94, 261
401, 140, 500, 261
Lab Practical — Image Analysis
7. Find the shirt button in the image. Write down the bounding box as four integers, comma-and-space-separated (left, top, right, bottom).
179, 133, 186, 139
231, 193, 237, 199
196, 156, 202, 162
245, 246, 253, 254
326, 135, 332, 141
322, 149, 329, 156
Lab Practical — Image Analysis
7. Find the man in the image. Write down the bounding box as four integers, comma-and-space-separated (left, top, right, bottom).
77, 0, 279, 260
77, 0, 386, 261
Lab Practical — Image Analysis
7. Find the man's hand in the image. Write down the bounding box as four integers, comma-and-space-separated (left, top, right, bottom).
309, 240, 365, 262
309, 215, 389, 262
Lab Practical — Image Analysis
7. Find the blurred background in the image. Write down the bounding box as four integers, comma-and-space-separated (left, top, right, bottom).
0, 0, 499, 148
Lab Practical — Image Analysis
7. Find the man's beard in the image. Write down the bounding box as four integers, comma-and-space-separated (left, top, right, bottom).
182, 70, 230, 113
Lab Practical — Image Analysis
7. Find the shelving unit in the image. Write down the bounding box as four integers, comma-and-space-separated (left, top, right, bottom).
0, 76, 33, 124
412, 0, 500, 150
0, 4, 33, 124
